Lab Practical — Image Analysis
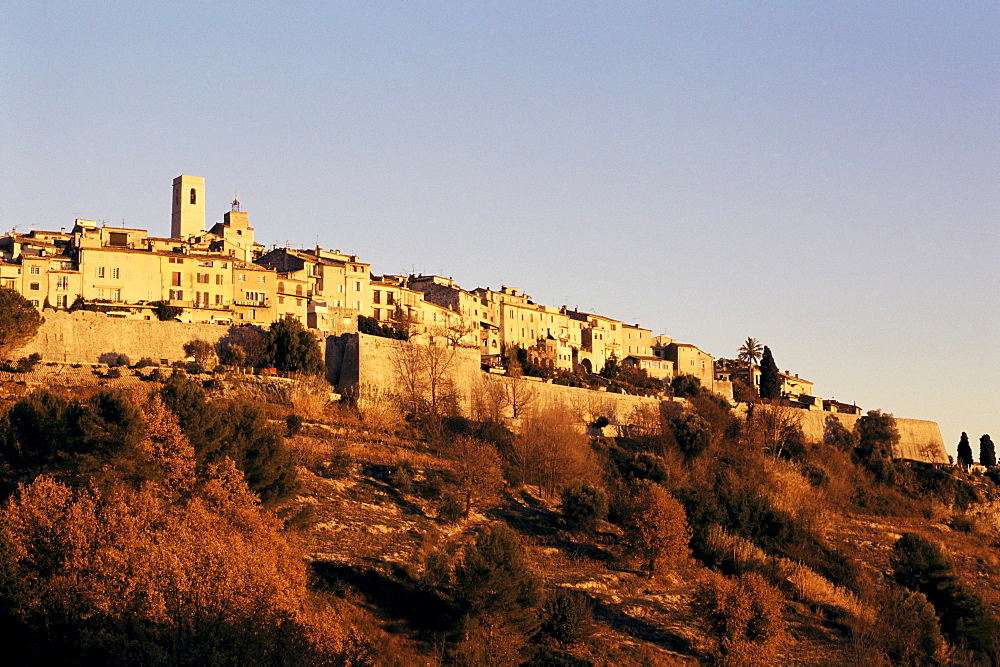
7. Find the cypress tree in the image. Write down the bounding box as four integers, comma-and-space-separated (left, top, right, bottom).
758, 346, 781, 400
979, 434, 996, 468
957, 432, 973, 468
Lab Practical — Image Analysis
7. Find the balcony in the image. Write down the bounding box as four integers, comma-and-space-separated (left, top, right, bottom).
233, 298, 270, 307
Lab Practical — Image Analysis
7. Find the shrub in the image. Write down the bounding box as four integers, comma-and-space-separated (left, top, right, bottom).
319, 443, 354, 479
560, 481, 608, 534
693, 572, 786, 665
265, 316, 324, 375
671, 374, 703, 399
15, 352, 42, 373
539, 589, 594, 648
438, 493, 464, 523
285, 414, 304, 437
622, 482, 692, 576
106, 367, 122, 378
135, 357, 154, 369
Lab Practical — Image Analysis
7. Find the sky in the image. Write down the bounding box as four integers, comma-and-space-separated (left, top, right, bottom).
2, 2, 997, 457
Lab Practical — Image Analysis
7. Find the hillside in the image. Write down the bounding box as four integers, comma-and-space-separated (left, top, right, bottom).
0, 366, 997, 665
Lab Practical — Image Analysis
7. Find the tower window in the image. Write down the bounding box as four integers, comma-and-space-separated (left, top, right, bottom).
190, 188, 197, 205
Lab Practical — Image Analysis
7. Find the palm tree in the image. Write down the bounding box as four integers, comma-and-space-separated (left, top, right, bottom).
737, 337, 763, 388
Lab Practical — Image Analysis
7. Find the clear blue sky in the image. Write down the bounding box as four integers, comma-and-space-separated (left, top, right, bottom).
2, 2, 997, 457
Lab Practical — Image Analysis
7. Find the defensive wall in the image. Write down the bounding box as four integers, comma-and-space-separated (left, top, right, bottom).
330, 333, 949, 464
15, 310, 277, 367
14, 321, 949, 465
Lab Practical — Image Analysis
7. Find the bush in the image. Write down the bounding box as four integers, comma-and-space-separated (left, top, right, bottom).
285, 414, 304, 437
319, 443, 354, 479
106, 367, 122, 378
560, 482, 608, 534
135, 357, 154, 369
539, 589, 594, 648
15, 352, 42, 373
622, 482, 692, 576
151, 300, 182, 321
693, 572, 786, 665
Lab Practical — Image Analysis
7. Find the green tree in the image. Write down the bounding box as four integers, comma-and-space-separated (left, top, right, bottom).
159, 373, 297, 505
455, 524, 542, 629
980, 434, 996, 468
672, 413, 711, 460
757, 346, 780, 400
560, 481, 608, 533
0, 287, 43, 360
150, 300, 183, 321
891, 532, 998, 658
671, 373, 703, 399
957, 432, 973, 468
0, 389, 152, 494
539, 589, 594, 649
265, 316, 324, 375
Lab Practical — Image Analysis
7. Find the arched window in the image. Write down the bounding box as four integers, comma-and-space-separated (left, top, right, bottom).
278, 282, 285, 293
296, 284, 303, 296
190, 188, 197, 205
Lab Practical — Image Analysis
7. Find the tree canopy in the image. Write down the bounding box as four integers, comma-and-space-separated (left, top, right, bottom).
0, 287, 42, 359
265, 315, 324, 375
757, 346, 781, 400
980, 434, 996, 468
957, 432, 973, 468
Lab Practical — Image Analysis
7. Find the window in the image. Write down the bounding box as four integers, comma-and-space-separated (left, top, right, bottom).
221, 262, 228, 269
111, 289, 121, 301
29, 282, 39, 291
296, 298, 302, 306
216, 274, 223, 285
295, 285, 303, 296
355, 281, 362, 291
190, 188, 197, 205
278, 296, 284, 304
97, 267, 105, 278
258, 275, 265, 283
112, 268, 120, 280
278, 282, 285, 293
374, 308, 381, 320
56, 295, 68, 308
168, 257, 184, 264
196, 273, 209, 284
29, 266, 40, 275
215, 294, 223, 305
373, 290, 381, 304
56, 276, 68, 290
386, 292, 395, 305
109, 232, 128, 246
30, 299, 39, 307
169, 290, 183, 300
237, 274, 245, 282
338, 284, 344, 293
172, 272, 182, 286
198, 260, 213, 267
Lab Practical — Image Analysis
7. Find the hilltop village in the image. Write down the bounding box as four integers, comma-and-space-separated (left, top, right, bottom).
2, 175, 854, 413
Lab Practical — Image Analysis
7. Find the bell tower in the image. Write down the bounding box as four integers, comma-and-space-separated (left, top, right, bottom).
171, 175, 205, 239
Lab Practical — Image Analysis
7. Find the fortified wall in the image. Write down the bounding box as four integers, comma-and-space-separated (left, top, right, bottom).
330, 333, 950, 464
16, 310, 270, 366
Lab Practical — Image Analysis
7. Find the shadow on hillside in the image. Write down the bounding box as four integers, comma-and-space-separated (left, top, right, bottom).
354, 464, 429, 518
590, 596, 693, 656
489, 490, 616, 565
310, 561, 463, 639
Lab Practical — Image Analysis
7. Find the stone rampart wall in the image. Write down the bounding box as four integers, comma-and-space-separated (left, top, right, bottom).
18, 311, 237, 364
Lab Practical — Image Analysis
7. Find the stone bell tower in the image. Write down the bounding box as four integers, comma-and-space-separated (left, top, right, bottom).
171, 175, 206, 239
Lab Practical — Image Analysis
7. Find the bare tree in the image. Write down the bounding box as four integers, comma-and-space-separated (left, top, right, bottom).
517, 407, 595, 498
448, 436, 505, 517
505, 362, 538, 420
472, 375, 510, 423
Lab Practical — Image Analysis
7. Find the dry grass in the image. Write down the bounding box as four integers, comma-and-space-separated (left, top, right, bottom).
776, 559, 873, 622
353, 384, 405, 434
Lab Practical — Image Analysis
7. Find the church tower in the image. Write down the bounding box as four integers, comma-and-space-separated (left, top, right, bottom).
171, 175, 205, 239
